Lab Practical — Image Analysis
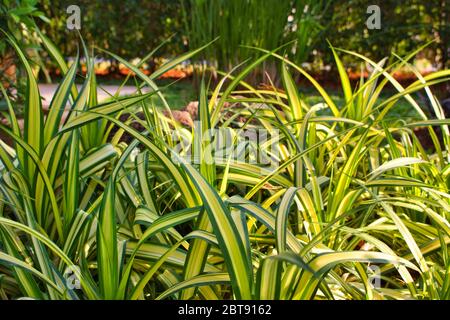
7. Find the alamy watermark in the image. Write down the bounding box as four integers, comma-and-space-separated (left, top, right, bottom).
171, 121, 281, 171
366, 5, 381, 30
66, 5, 81, 30
367, 265, 381, 289
63, 265, 81, 290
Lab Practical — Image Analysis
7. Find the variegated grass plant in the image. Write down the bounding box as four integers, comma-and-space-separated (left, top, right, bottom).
0, 32, 449, 300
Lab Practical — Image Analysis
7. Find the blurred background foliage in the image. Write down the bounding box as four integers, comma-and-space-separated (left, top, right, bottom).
0, 0, 49, 105
181, 0, 329, 70
318, 0, 449, 70
33, 0, 448, 70
0, 0, 449, 87
38, 0, 184, 58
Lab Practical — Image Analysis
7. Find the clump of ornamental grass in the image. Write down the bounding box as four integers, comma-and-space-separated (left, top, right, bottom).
0, 32, 449, 300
